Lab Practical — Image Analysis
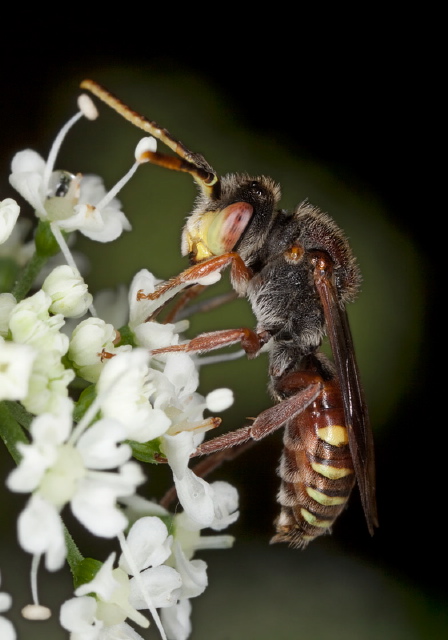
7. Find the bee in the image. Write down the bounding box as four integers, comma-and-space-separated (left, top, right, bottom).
81, 80, 378, 547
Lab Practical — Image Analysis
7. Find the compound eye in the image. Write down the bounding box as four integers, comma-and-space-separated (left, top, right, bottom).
249, 180, 263, 196
206, 201, 254, 255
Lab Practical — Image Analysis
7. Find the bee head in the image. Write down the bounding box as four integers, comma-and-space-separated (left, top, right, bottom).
182, 174, 281, 263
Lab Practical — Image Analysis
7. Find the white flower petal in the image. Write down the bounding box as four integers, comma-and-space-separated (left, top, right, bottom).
163, 353, 199, 398
129, 565, 182, 609
105, 622, 146, 640
60, 595, 101, 636
173, 469, 215, 528
119, 495, 169, 521
162, 432, 196, 480
7, 442, 55, 493
71, 462, 144, 536
119, 517, 172, 574
128, 269, 160, 330
0, 294, 17, 337
0, 338, 36, 401
76, 419, 131, 469
0, 617, 16, 640
173, 542, 208, 599
10, 149, 46, 175
57, 198, 131, 242
9, 150, 47, 215
209, 481, 239, 531
161, 599, 192, 640
75, 554, 118, 600
97, 350, 171, 442
0, 593, 12, 614
134, 321, 178, 350
0, 198, 20, 244
17, 495, 66, 571
30, 400, 74, 443
71, 479, 130, 538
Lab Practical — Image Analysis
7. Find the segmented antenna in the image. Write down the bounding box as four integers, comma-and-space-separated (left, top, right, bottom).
80, 79, 219, 195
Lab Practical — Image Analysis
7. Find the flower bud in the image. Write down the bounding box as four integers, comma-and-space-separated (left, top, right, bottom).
42, 265, 93, 318
0, 198, 20, 244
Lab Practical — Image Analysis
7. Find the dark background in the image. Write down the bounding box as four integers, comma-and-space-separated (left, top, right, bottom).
0, 13, 440, 640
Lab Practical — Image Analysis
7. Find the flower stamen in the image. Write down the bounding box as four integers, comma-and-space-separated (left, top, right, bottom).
21, 554, 52, 621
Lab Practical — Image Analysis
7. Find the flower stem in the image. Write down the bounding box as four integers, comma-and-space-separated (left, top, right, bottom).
0, 401, 29, 463
11, 252, 48, 302
63, 524, 84, 575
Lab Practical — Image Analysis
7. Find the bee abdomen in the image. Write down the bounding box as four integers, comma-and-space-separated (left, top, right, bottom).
272, 404, 356, 548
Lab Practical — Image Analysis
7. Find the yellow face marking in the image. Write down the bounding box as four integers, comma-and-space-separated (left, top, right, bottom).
189, 237, 215, 262
306, 487, 347, 506
300, 509, 333, 528
317, 425, 349, 447
311, 462, 353, 479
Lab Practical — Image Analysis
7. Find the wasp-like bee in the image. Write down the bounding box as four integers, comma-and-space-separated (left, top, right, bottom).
81, 80, 378, 547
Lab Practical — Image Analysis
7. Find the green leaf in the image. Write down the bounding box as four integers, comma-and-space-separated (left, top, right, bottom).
73, 384, 97, 423
72, 557, 103, 590
2, 400, 33, 431
0, 401, 29, 463
129, 438, 164, 463
116, 325, 136, 347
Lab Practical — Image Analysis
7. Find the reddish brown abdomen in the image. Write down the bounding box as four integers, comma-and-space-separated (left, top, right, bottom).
271, 379, 355, 548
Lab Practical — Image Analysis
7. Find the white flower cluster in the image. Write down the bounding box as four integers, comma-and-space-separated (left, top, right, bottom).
0, 93, 238, 640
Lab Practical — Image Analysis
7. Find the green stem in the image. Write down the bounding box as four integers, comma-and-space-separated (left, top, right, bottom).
64, 525, 84, 575
11, 252, 48, 302
0, 401, 29, 464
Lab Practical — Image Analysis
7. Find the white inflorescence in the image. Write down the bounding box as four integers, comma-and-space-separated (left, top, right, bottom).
1, 91, 238, 640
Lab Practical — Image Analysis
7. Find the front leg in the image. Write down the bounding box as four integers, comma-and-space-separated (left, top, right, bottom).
137, 251, 252, 320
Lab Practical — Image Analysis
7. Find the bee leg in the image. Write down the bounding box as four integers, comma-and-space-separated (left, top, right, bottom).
162, 284, 207, 323
137, 252, 252, 305
159, 384, 321, 509
191, 381, 322, 457
165, 289, 238, 323
151, 327, 267, 359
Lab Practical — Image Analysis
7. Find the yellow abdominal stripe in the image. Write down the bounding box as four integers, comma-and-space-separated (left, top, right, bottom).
317, 425, 349, 446
306, 487, 346, 506
300, 508, 333, 528
311, 462, 353, 479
